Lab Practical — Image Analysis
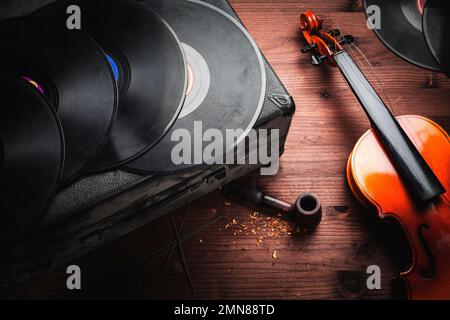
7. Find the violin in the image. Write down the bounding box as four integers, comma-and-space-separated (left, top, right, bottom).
299, 11, 450, 299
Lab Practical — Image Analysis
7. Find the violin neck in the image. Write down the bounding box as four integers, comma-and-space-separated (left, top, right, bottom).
333, 51, 445, 203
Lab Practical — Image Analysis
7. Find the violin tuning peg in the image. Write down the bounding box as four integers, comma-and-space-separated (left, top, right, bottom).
301, 43, 318, 53
329, 29, 341, 37
310, 54, 325, 66
339, 35, 354, 45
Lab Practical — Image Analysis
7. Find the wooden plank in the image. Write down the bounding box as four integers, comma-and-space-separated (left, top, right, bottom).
18, 198, 404, 300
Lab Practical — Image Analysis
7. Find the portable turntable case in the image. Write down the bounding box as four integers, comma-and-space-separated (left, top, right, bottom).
0, 0, 295, 284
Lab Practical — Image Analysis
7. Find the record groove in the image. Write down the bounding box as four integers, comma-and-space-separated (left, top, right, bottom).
364, 0, 442, 71
38, 0, 188, 172
0, 73, 64, 243
0, 18, 118, 185
423, 0, 450, 76
126, 0, 266, 174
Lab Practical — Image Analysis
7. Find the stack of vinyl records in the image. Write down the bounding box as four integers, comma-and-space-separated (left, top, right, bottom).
0, 0, 267, 243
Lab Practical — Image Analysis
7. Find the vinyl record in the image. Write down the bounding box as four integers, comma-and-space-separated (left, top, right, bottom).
0, 18, 117, 185
423, 0, 450, 76
125, 0, 266, 174
0, 73, 64, 243
38, 0, 188, 172
364, 0, 442, 71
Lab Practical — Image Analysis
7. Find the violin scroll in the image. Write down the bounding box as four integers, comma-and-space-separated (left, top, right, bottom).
300, 11, 354, 66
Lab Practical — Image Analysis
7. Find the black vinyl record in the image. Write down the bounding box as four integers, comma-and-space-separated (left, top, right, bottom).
0, 73, 64, 243
125, 0, 266, 174
423, 0, 450, 76
0, 18, 117, 185
38, 0, 187, 172
364, 0, 442, 71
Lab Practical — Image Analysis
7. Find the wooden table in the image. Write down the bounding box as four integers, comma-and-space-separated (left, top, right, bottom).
19, 0, 449, 299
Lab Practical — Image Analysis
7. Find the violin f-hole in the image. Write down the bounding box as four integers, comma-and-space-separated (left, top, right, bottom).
417, 224, 435, 279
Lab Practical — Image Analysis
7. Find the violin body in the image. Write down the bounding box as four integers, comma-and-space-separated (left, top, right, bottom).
347, 115, 450, 299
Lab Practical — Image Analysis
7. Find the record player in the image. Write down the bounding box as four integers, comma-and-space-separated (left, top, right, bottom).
0, 0, 295, 284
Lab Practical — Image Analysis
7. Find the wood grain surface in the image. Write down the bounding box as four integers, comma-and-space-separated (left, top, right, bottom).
17, 0, 449, 299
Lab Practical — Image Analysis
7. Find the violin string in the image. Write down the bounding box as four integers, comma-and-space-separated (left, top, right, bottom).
335, 25, 397, 116
341, 27, 433, 159
348, 42, 398, 116
335, 25, 432, 168
335, 25, 439, 204
171, 212, 196, 294
341, 29, 430, 159
157, 205, 190, 283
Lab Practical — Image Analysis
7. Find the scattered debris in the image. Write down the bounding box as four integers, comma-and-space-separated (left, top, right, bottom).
224, 212, 300, 244
222, 212, 302, 266
256, 237, 263, 246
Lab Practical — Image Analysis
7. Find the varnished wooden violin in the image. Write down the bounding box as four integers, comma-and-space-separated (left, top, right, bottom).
300, 11, 450, 299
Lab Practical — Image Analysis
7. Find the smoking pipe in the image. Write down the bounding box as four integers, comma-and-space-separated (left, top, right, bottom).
224, 182, 322, 230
